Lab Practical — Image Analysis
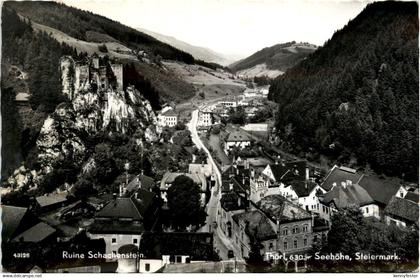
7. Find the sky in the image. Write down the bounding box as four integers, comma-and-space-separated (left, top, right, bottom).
61, 0, 373, 58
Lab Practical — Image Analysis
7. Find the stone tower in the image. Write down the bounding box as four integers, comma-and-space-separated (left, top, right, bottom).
111, 63, 124, 91
59, 56, 75, 100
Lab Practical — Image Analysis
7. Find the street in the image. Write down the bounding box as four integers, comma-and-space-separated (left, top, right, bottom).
187, 109, 242, 261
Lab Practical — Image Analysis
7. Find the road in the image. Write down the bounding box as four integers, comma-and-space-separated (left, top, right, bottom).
187, 109, 242, 261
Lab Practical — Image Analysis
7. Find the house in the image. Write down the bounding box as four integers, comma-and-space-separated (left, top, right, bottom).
219, 192, 247, 239
252, 160, 326, 216
218, 99, 238, 109
384, 196, 419, 229
357, 175, 404, 218
87, 190, 157, 257
319, 182, 379, 220
197, 108, 219, 128
160, 172, 207, 206
224, 130, 252, 154
34, 192, 69, 213
157, 108, 178, 128
320, 165, 363, 192
139, 232, 215, 273
256, 195, 314, 256
231, 209, 277, 259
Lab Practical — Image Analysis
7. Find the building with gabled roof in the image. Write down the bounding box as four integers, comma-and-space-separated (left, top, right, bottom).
231, 209, 277, 258
384, 196, 419, 229
320, 165, 363, 191
88, 191, 158, 257
223, 130, 252, 154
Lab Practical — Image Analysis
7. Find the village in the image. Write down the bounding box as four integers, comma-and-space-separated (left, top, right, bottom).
2, 54, 419, 274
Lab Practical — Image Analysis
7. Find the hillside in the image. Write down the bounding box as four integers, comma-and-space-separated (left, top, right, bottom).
269, 1, 419, 181
138, 28, 241, 66
5, 1, 195, 64
230, 41, 317, 77
1, 3, 196, 180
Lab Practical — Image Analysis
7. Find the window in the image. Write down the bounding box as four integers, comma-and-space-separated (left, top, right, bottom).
303, 225, 308, 232
400, 192, 404, 198
269, 242, 274, 251
112, 251, 117, 255
292, 226, 299, 234
145, 263, 150, 272
111, 238, 117, 244
294, 239, 298, 249
366, 207, 369, 213
176, 256, 182, 263
283, 241, 288, 250
313, 235, 318, 243
133, 238, 138, 244
304, 238, 308, 247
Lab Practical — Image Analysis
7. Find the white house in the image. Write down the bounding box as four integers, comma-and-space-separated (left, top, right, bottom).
157, 108, 178, 128
224, 130, 252, 154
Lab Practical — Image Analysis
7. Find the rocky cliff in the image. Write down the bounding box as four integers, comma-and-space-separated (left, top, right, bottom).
7, 55, 159, 191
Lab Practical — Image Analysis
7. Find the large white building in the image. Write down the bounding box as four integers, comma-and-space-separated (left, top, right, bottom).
224, 130, 252, 154
157, 107, 178, 128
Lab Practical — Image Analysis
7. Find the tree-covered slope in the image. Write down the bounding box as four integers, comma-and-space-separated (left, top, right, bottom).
230, 41, 317, 74
269, 1, 418, 181
5, 1, 195, 64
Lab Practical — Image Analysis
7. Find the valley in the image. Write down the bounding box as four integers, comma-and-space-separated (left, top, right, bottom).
1, 0, 418, 274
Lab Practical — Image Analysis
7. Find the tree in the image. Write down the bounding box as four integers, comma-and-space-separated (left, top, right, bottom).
166, 175, 206, 230
228, 107, 246, 125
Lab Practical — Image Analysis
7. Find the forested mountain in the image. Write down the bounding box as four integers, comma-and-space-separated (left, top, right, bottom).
269, 1, 418, 181
230, 41, 317, 77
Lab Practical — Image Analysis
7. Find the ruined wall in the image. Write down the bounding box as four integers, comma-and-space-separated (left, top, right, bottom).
111, 64, 123, 91
60, 56, 75, 100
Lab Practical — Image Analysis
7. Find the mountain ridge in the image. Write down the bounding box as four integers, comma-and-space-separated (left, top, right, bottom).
229, 41, 317, 78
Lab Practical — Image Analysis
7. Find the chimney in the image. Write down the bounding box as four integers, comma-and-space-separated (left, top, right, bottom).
134, 192, 138, 199
346, 180, 352, 187
341, 181, 347, 189
281, 159, 286, 167
238, 197, 242, 208
136, 177, 140, 189
251, 168, 255, 180
306, 167, 310, 181
229, 181, 234, 191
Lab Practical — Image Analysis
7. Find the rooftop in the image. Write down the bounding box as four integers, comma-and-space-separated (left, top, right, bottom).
125, 174, 155, 193
320, 165, 362, 191
95, 194, 154, 221
357, 175, 401, 206
225, 130, 251, 142
12, 222, 56, 243
385, 196, 419, 226
257, 195, 312, 222
220, 192, 247, 212
320, 183, 374, 209
404, 192, 419, 203
36, 192, 68, 207
232, 210, 277, 241
1, 205, 29, 242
